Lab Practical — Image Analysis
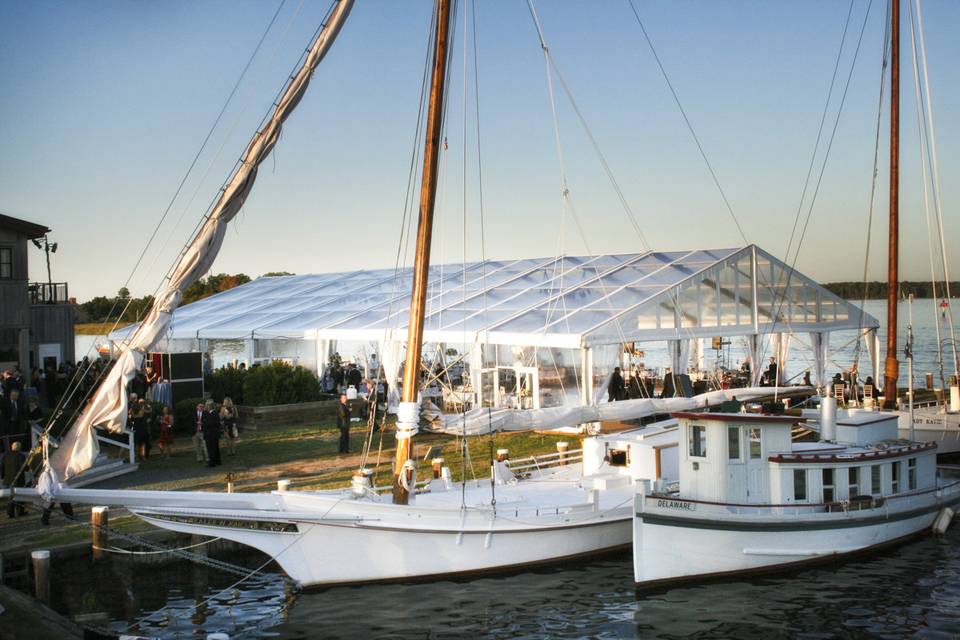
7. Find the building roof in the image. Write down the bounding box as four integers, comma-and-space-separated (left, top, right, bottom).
111, 245, 879, 348
0, 213, 49, 239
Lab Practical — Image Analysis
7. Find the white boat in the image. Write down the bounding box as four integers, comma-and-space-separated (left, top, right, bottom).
896, 403, 960, 454
632, 406, 960, 587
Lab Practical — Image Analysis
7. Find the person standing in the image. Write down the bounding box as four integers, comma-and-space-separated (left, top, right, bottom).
766, 357, 778, 387
2, 441, 27, 518
1, 388, 24, 453
337, 394, 351, 454
157, 405, 174, 459
192, 403, 208, 464
608, 367, 625, 402
220, 397, 238, 456
201, 399, 222, 467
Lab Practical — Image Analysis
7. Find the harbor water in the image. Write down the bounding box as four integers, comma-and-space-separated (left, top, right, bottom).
42, 522, 960, 638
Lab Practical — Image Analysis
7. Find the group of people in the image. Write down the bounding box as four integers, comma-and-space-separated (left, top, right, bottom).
191, 398, 239, 467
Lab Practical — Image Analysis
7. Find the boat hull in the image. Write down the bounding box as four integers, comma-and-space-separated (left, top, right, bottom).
633, 487, 960, 586
896, 409, 960, 454
136, 507, 631, 586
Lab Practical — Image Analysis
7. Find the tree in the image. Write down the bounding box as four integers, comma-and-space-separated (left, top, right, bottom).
117, 287, 130, 300
182, 273, 251, 305
263, 271, 295, 277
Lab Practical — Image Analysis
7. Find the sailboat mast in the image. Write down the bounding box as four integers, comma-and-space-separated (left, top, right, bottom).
394, 0, 454, 505
883, 0, 900, 409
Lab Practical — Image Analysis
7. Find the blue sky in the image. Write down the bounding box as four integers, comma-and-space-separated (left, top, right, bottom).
1, 0, 957, 301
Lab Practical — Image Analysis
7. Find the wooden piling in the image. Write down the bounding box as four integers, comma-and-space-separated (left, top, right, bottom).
557, 441, 569, 466
31, 550, 50, 604
91, 506, 108, 561
432, 458, 445, 479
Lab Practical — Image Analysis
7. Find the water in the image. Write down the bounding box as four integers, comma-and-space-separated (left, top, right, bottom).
43, 524, 960, 638
74, 299, 960, 388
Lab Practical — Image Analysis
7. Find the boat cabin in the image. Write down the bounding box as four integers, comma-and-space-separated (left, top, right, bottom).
672, 410, 938, 507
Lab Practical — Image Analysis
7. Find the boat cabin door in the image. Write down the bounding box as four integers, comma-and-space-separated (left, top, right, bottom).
745, 427, 769, 502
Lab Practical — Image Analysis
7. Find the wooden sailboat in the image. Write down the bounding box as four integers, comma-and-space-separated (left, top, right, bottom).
11, 1, 902, 590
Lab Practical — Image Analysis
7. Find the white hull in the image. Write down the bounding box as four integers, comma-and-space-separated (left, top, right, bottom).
19, 465, 635, 587
896, 408, 960, 454
633, 483, 960, 586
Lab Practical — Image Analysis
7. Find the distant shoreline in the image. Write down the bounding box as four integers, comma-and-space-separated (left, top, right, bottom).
823, 282, 959, 300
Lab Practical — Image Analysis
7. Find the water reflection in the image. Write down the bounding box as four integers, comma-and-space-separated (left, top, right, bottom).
46, 524, 960, 639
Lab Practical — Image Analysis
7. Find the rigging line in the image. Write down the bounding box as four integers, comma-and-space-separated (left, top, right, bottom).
526, 0, 649, 252
907, 0, 947, 395
625, 0, 746, 246
782, 0, 857, 277
766, 0, 874, 347
853, 0, 890, 369
470, 0, 490, 342
127, 0, 289, 298
36, 0, 328, 464
915, 0, 960, 377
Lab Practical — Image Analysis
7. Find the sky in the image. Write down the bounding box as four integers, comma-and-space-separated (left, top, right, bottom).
1, 0, 958, 301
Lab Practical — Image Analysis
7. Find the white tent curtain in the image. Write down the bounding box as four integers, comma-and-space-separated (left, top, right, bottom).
669, 340, 693, 374
866, 328, 881, 385
378, 337, 403, 413
748, 334, 764, 387
773, 332, 791, 384
809, 332, 828, 389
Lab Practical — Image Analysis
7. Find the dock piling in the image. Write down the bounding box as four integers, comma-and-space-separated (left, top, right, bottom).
31, 550, 50, 603
91, 506, 108, 561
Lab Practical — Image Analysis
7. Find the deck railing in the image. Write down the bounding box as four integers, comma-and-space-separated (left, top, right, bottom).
28, 282, 69, 304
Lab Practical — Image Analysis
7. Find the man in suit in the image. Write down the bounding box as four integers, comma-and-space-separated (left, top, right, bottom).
766, 357, 778, 387
1, 388, 24, 453
337, 394, 351, 454
193, 403, 208, 463
608, 367, 625, 402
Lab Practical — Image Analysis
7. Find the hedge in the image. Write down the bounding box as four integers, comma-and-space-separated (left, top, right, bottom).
242, 362, 321, 407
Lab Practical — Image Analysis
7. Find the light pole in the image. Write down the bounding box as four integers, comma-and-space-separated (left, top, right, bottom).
31, 235, 58, 288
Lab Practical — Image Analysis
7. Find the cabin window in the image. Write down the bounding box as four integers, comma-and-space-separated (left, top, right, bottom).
891, 462, 900, 493
871, 465, 882, 494
848, 467, 859, 498
793, 469, 807, 501
608, 449, 628, 467
0, 247, 12, 279
822, 468, 835, 502
689, 425, 706, 458
908, 458, 917, 490
727, 427, 740, 460
748, 428, 762, 459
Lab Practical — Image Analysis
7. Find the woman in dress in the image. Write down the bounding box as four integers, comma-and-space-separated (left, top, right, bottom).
157, 405, 174, 459
220, 397, 238, 456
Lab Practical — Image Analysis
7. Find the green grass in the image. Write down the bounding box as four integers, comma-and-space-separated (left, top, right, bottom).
74, 322, 132, 335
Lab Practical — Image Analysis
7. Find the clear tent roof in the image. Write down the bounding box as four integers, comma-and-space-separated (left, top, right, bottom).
112, 246, 878, 349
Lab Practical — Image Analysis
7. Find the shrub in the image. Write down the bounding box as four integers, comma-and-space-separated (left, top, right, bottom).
205, 367, 246, 404
242, 362, 321, 406
174, 397, 204, 435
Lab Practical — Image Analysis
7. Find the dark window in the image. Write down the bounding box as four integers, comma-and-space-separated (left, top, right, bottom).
848, 467, 859, 498
749, 428, 762, 459
689, 425, 706, 458
891, 462, 900, 493
871, 465, 882, 494
793, 469, 807, 501
0, 328, 20, 362
908, 458, 917, 490
608, 449, 628, 467
728, 427, 740, 460
822, 468, 835, 502
0, 247, 12, 279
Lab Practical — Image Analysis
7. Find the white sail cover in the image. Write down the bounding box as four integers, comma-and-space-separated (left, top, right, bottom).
38, 0, 355, 500
421, 387, 810, 436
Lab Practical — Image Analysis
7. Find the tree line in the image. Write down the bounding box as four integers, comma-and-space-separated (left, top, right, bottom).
74, 272, 290, 323
823, 281, 960, 300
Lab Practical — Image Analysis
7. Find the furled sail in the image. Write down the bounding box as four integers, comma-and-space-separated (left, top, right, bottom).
420, 387, 810, 436
38, 0, 355, 500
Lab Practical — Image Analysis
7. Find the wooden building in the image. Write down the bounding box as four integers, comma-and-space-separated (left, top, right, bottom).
0, 213, 75, 373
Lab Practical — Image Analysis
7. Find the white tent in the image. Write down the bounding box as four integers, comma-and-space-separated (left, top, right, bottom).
110, 245, 880, 409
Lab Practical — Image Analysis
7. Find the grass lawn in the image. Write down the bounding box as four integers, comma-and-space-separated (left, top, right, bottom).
74, 322, 131, 335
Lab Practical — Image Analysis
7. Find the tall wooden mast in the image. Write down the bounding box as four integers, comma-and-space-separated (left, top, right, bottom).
883, 0, 900, 409
393, 0, 453, 505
